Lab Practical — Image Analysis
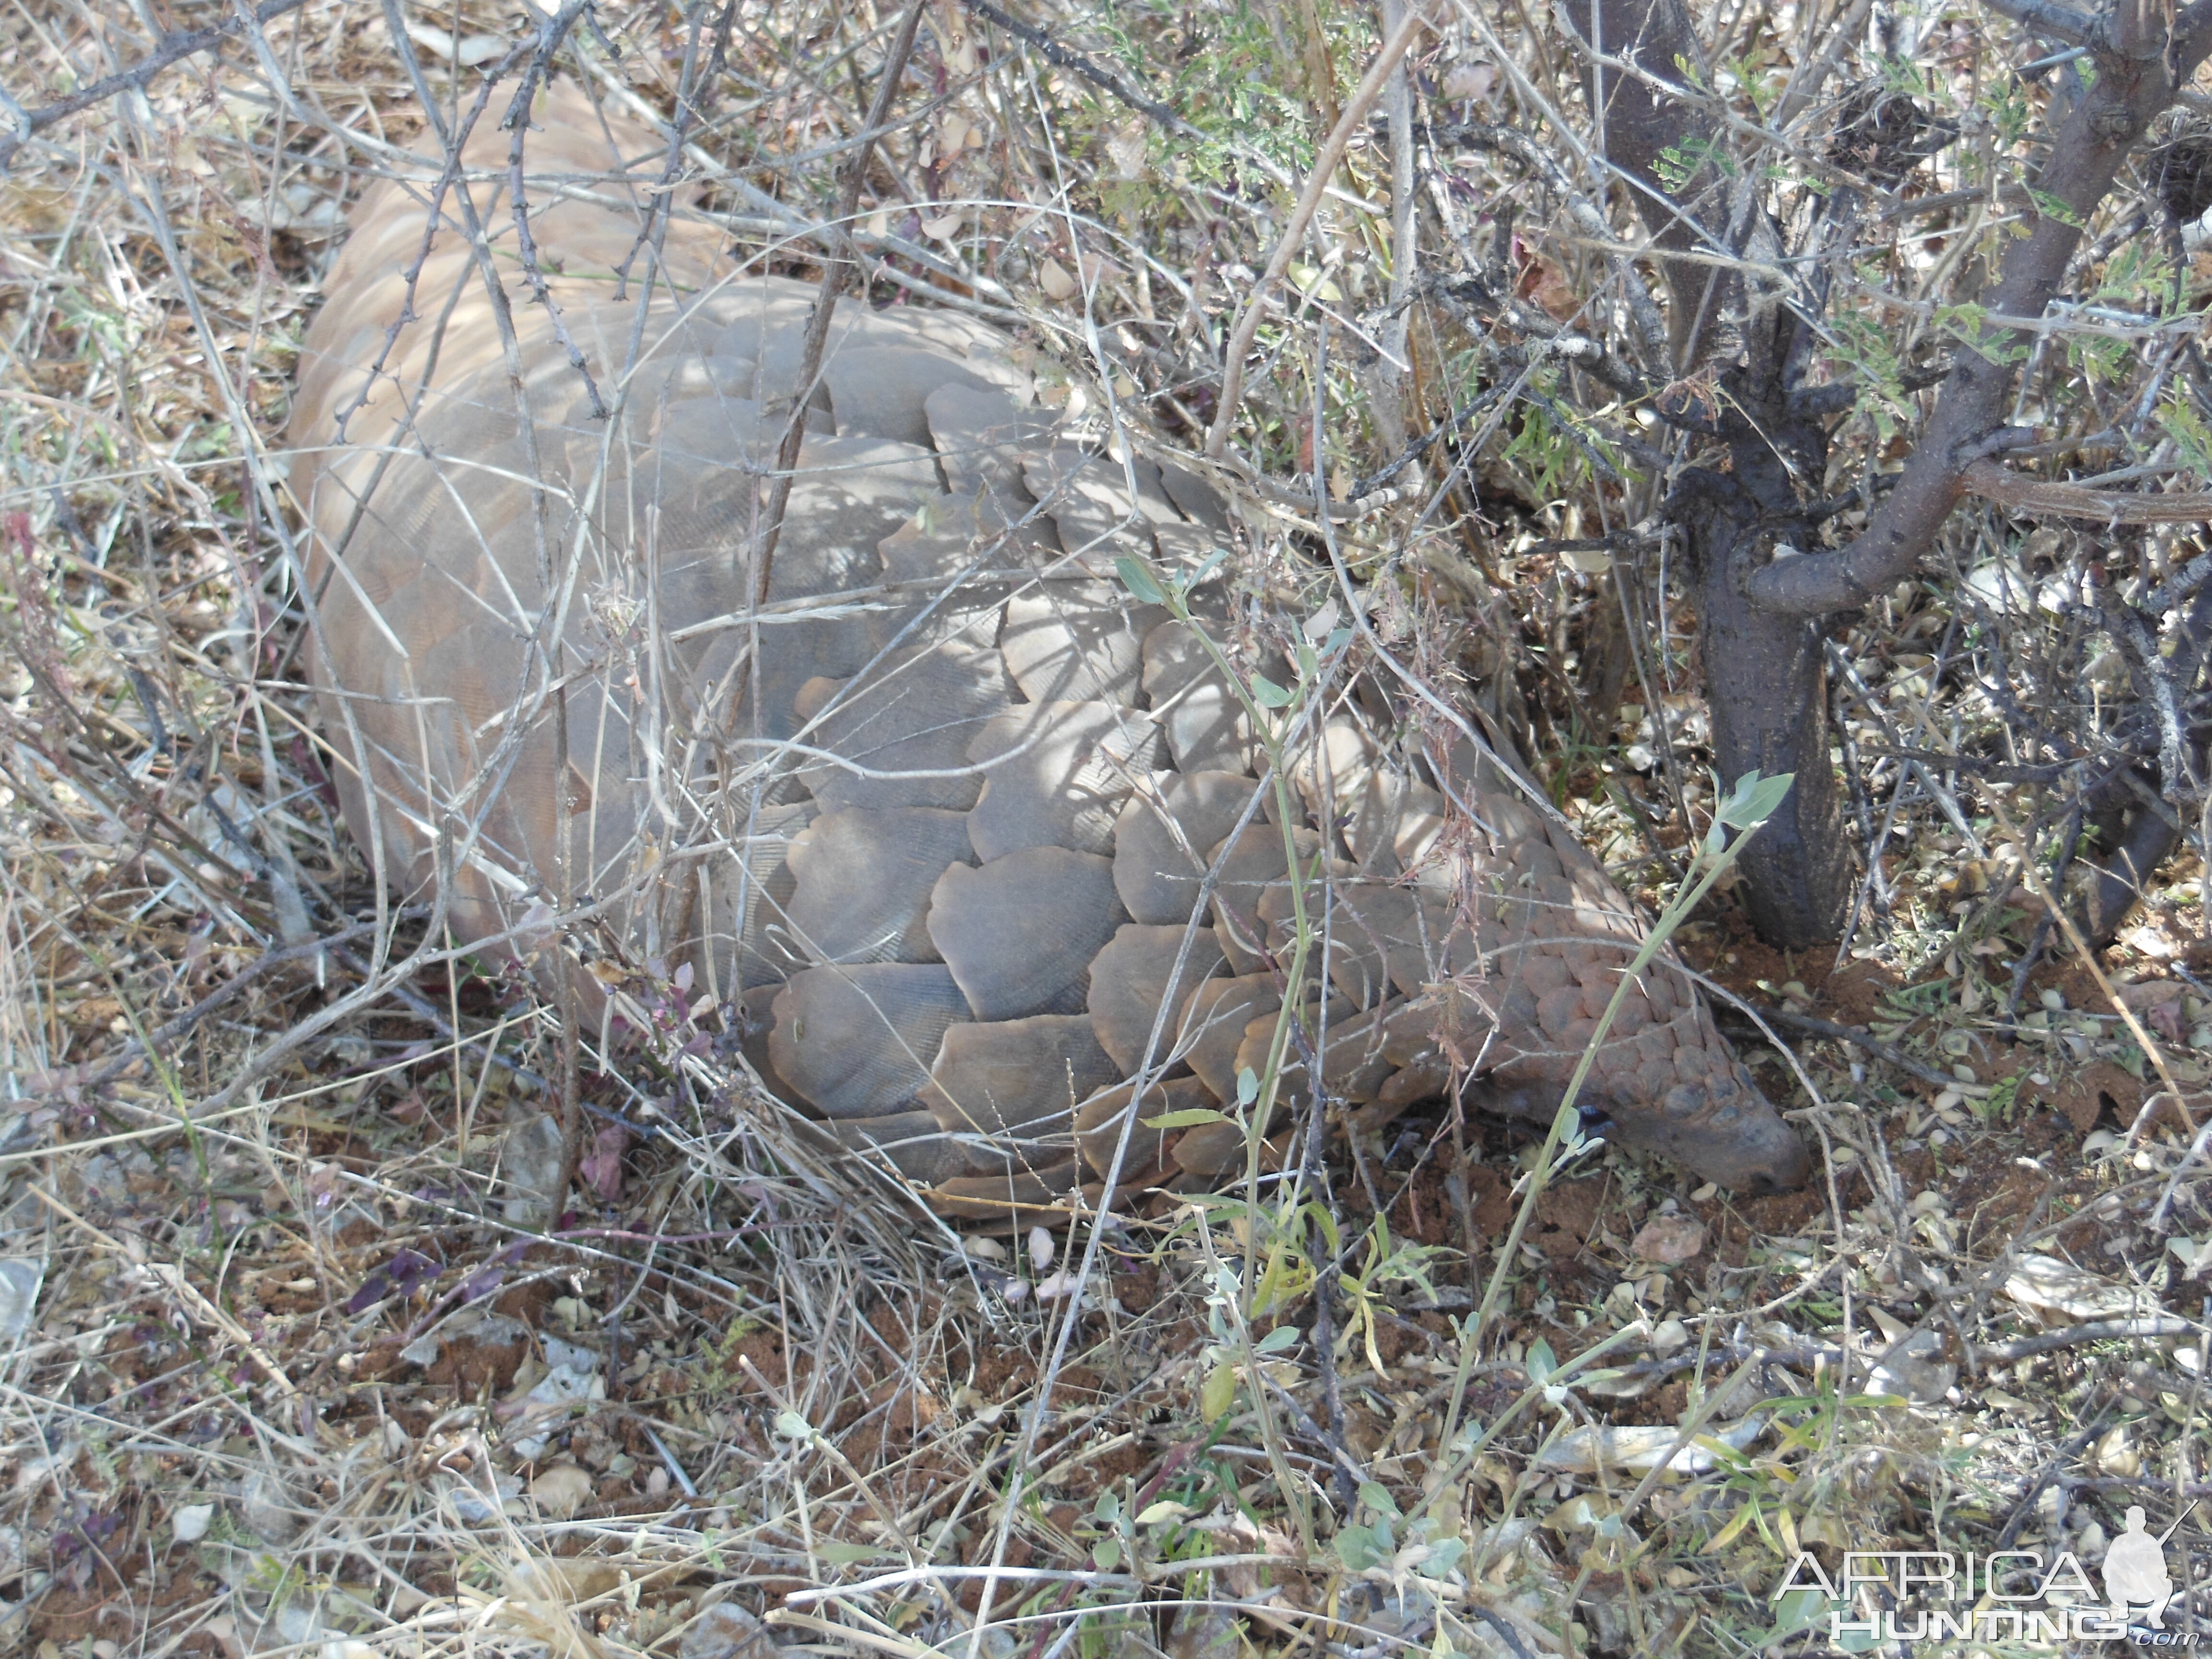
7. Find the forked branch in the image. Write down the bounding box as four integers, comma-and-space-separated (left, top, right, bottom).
1747, 0, 2212, 616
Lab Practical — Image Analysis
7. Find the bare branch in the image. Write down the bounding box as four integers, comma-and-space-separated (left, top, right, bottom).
1960, 457, 2212, 522
749, 0, 931, 608
957, 0, 1193, 134
1978, 0, 2098, 44
502, 0, 611, 421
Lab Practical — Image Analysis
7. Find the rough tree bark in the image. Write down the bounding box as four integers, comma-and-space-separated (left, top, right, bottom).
1677, 336, 1860, 948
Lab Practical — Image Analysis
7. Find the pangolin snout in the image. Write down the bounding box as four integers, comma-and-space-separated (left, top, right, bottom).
1605, 1066, 1813, 1193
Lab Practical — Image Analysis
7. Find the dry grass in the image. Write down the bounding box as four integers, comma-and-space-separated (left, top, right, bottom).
5, 0, 2212, 1656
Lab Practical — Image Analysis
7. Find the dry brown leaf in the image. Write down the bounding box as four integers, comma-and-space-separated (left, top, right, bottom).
529, 1463, 595, 1516
1441, 60, 1498, 99
1519, 253, 1580, 322
1632, 1214, 1707, 1263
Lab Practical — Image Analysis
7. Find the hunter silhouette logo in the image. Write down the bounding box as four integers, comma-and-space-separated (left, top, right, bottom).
2106, 1506, 2191, 1630
1771, 1503, 2200, 1646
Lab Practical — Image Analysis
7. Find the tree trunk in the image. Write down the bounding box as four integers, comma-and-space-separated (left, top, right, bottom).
1577, 0, 1712, 367
1684, 481, 1856, 944
1568, 0, 1855, 945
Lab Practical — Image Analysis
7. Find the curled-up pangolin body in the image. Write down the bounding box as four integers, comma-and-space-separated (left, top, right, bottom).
290, 87, 1808, 1218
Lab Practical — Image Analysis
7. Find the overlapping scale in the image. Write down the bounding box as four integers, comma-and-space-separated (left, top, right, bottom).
927, 847, 1125, 1021
768, 963, 970, 1118
784, 807, 971, 965
965, 700, 1161, 860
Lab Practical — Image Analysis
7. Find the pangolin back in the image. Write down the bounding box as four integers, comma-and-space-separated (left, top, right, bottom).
289, 85, 1808, 1216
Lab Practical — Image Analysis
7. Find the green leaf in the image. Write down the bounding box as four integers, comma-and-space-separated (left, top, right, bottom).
1301, 1200, 1342, 1259
1248, 673, 1294, 709
1254, 1323, 1303, 1353
813, 1539, 891, 1563
1526, 1337, 1558, 1382
1236, 1065, 1260, 1106
1115, 555, 1166, 605
1188, 546, 1230, 587
1358, 1480, 1400, 1519
1200, 1360, 1238, 1422
2029, 188, 2082, 227
2161, 388, 2212, 477
1836, 1618, 1883, 1653
1933, 302, 2031, 365
1334, 1521, 1387, 1572
1719, 769, 1795, 830
1135, 1500, 1192, 1526
772, 1410, 814, 1441
1768, 1590, 1839, 1644
1093, 1536, 1124, 1572
1142, 1107, 1231, 1130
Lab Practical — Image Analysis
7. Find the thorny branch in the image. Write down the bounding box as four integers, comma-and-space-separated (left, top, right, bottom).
957, 0, 1193, 134
502, 0, 612, 422
0, 0, 317, 167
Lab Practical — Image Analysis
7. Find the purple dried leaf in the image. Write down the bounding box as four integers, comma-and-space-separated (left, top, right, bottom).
580, 1123, 629, 1202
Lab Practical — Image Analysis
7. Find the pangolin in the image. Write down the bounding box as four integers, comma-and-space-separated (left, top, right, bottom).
288, 84, 1809, 1217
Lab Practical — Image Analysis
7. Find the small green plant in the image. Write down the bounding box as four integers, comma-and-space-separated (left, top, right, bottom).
1333, 1212, 1455, 1375
1970, 1072, 2022, 1123
1878, 52, 1935, 99
2069, 331, 2131, 385
2162, 385, 2212, 479
1501, 391, 1629, 505
1978, 76, 2035, 149
1099, 0, 1360, 187
1654, 133, 1736, 191
1333, 1479, 1468, 1577
1722, 51, 1786, 120
1826, 309, 1912, 441
1933, 302, 2033, 366
2092, 237, 2171, 313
